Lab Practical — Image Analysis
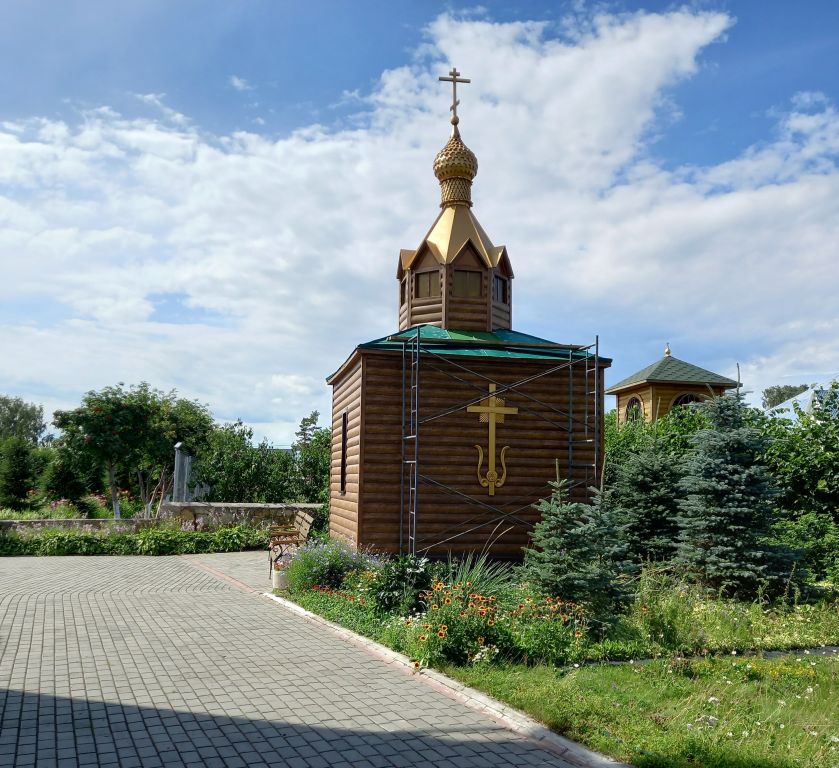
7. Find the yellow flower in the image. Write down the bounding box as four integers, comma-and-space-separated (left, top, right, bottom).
419, 634, 428, 642
477, 636, 485, 645
437, 630, 446, 638
487, 619, 495, 626
575, 629, 582, 638
412, 661, 421, 670
444, 597, 452, 605
440, 624, 448, 631
431, 604, 439, 611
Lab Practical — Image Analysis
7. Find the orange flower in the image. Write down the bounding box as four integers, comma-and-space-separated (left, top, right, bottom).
419, 634, 428, 642
437, 630, 446, 638
431, 604, 439, 611
459, 611, 466, 617
412, 661, 421, 670
487, 619, 495, 626
444, 597, 452, 605
574, 629, 583, 638
440, 624, 448, 631
423, 623, 431, 630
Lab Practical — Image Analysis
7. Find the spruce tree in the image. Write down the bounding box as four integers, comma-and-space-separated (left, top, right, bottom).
610, 448, 681, 562
523, 482, 633, 630
676, 394, 796, 597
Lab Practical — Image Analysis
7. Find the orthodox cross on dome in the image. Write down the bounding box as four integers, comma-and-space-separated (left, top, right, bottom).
439, 67, 471, 125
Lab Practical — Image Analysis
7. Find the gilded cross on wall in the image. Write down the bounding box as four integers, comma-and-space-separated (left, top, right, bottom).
439, 67, 471, 124
467, 384, 518, 496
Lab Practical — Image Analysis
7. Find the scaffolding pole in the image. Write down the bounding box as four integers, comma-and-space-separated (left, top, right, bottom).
399, 328, 603, 552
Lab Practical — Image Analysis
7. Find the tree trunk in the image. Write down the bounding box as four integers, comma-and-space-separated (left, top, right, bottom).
108, 462, 121, 520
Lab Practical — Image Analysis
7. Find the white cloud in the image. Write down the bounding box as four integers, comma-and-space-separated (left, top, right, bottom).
1, 9, 837, 440
229, 75, 253, 92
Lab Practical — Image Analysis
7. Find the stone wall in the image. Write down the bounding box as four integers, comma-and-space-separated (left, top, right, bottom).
160, 502, 321, 530
0, 519, 157, 533
1, 503, 322, 534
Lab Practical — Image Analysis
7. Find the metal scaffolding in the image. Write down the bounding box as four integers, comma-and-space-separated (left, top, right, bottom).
399, 329, 601, 555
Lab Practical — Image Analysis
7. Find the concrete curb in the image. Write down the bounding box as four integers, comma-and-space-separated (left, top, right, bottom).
263, 591, 633, 768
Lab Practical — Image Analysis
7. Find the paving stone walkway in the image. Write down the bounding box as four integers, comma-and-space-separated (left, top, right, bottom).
0, 552, 600, 768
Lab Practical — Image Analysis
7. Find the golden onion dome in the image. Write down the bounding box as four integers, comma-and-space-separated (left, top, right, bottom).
433, 124, 478, 207
433, 126, 478, 182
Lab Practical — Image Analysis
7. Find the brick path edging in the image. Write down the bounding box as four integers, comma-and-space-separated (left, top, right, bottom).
263, 592, 632, 768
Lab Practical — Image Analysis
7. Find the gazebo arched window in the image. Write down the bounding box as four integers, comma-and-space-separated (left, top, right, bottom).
672, 393, 701, 408
625, 397, 644, 422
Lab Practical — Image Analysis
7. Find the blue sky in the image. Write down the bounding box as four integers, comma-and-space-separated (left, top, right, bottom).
1, 1, 838, 442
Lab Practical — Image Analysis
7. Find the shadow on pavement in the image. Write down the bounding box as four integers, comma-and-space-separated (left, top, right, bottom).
0, 688, 569, 767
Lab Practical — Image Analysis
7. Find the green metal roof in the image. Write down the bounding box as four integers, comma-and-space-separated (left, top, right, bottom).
328, 325, 611, 382
606, 354, 738, 393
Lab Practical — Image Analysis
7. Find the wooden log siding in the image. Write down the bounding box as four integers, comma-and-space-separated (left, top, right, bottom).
330, 347, 607, 557
329, 359, 363, 543
615, 382, 730, 424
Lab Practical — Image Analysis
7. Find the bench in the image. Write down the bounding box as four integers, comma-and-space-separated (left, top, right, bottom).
268, 510, 315, 578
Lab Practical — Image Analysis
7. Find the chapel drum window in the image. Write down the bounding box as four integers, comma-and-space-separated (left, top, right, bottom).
415, 270, 440, 299
493, 275, 509, 303
453, 270, 482, 297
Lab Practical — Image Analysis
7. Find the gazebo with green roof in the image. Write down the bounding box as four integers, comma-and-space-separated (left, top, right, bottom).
606, 344, 737, 424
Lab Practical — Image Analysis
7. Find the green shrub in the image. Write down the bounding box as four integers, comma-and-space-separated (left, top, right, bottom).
287, 538, 377, 591
401, 579, 512, 666
367, 554, 434, 614
0, 523, 267, 557
773, 511, 839, 582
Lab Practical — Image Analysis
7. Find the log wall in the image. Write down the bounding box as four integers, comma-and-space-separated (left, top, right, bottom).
355, 349, 607, 557
329, 359, 363, 543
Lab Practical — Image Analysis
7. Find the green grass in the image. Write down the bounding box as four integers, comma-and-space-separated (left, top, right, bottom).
583, 576, 839, 661
287, 580, 839, 768
447, 656, 839, 768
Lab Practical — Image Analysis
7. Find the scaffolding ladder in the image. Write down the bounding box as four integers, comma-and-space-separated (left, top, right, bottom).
400, 326, 421, 555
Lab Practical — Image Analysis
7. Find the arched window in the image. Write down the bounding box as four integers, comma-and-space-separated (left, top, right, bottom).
672, 393, 701, 408
625, 397, 644, 422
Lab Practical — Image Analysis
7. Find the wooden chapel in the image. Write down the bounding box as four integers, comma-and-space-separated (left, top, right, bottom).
327, 69, 611, 557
